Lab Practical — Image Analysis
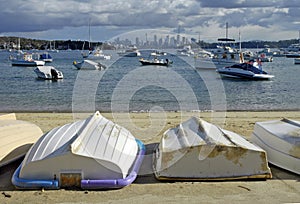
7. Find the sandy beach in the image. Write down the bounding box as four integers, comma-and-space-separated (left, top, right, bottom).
1, 111, 300, 203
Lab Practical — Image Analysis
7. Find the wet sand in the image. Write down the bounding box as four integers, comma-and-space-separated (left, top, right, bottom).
1, 111, 299, 203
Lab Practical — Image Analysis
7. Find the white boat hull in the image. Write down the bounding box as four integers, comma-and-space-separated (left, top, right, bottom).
87, 55, 111, 60
153, 117, 272, 180
12, 111, 145, 189
0, 113, 43, 167
73, 60, 106, 70
217, 67, 274, 80
251, 119, 300, 175
34, 66, 63, 80
11, 60, 45, 66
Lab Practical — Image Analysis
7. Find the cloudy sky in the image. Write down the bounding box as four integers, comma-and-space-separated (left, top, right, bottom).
1, 0, 300, 42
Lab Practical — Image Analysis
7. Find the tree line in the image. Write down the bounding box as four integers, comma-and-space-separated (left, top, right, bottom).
1, 36, 299, 50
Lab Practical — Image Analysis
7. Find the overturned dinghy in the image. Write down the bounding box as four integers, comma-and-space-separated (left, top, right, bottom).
0, 113, 43, 167
153, 117, 272, 181
12, 111, 145, 190
251, 118, 300, 175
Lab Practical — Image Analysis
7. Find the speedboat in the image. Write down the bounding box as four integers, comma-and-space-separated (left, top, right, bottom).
34, 66, 63, 80
73, 59, 106, 70
153, 117, 272, 181
10, 53, 45, 66
12, 111, 145, 190
216, 62, 274, 80
251, 118, 300, 175
139, 57, 172, 66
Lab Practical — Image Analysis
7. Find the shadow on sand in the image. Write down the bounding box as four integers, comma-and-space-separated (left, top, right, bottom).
0, 143, 299, 191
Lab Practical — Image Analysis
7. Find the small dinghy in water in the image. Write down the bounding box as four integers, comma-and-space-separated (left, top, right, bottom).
12, 111, 145, 190
251, 118, 300, 175
153, 117, 272, 181
0, 113, 43, 167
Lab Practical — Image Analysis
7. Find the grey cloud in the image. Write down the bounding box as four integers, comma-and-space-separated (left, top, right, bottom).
0, 0, 299, 41
198, 0, 284, 8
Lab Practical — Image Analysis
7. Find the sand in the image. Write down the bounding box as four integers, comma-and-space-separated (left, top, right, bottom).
0, 111, 299, 203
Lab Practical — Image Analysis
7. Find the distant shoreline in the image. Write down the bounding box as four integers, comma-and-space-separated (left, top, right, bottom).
1, 109, 300, 113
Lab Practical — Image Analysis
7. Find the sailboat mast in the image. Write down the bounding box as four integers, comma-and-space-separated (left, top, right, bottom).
18, 38, 20, 51
226, 22, 228, 39
239, 30, 241, 52
88, 19, 91, 49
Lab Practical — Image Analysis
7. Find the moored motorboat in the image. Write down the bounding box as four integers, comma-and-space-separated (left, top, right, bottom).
294, 58, 300, 64
194, 49, 216, 69
117, 45, 141, 57
251, 118, 300, 175
10, 53, 45, 66
176, 45, 194, 57
34, 66, 63, 80
39, 52, 53, 62
153, 117, 272, 181
12, 111, 145, 189
150, 50, 167, 56
139, 57, 172, 66
0, 113, 43, 167
285, 52, 300, 58
216, 61, 274, 80
73, 59, 106, 70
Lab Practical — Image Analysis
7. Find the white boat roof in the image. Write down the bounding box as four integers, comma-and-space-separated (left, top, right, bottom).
22, 111, 138, 175
162, 116, 263, 152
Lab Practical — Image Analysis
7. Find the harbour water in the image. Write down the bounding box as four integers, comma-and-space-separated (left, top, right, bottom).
0, 50, 299, 112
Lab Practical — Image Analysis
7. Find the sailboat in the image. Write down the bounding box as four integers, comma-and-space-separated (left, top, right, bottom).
196, 23, 244, 69
80, 19, 111, 60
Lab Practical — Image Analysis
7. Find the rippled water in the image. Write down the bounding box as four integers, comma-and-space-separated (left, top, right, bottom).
0, 50, 299, 112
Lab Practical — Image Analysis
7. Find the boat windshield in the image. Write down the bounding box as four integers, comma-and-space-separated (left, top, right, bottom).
229, 63, 267, 74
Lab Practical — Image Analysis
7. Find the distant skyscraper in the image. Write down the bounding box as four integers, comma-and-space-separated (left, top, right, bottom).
154, 34, 157, 46
170, 36, 176, 47
177, 34, 180, 45
182, 36, 186, 45
164, 35, 170, 47
158, 38, 163, 47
